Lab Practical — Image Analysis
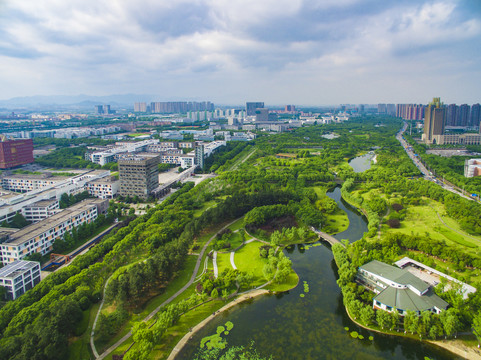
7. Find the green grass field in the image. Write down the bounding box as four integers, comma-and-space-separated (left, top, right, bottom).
215, 252, 232, 274
234, 241, 268, 287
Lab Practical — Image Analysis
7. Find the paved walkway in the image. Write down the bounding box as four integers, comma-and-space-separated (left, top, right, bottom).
213, 251, 218, 278
166, 289, 268, 360
95, 219, 240, 359
230, 252, 237, 270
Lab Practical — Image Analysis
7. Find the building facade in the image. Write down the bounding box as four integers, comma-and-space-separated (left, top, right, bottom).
246, 102, 264, 116
119, 156, 159, 200
423, 98, 446, 144
0, 260, 41, 300
0, 138, 34, 169
0, 199, 107, 265
357, 260, 448, 316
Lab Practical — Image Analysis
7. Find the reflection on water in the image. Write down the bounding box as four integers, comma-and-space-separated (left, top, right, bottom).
349, 153, 374, 173
176, 186, 459, 360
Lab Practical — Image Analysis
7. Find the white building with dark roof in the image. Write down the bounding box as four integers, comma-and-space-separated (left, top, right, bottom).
0, 260, 41, 300
357, 260, 449, 316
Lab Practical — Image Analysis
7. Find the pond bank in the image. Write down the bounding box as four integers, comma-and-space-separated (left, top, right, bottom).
167, 289, 269, 360
344, 299, 481, 359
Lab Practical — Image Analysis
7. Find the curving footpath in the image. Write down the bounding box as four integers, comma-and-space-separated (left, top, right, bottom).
94, 218, 240, 359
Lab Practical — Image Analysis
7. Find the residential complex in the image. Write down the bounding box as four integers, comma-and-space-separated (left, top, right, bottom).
0, 137, 34, 169
423, 97, 446, 145
0, 260, 41, 300
119, 156, 159, 200
134, 101, 214, 114
0, 199, 108, 265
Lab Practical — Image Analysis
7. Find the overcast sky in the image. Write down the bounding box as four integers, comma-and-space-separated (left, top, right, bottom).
0, 0, 480, 105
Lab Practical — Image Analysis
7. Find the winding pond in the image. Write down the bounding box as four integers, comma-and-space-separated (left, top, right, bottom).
176, 189, 459, 360
349, 153, 375, 173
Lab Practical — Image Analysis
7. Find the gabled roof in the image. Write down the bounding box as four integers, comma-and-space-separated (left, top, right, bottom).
375, 287, 448, 312
360, 260, 429, 293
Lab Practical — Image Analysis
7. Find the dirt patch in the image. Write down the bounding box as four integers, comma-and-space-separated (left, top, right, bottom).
257, 215, 297, 233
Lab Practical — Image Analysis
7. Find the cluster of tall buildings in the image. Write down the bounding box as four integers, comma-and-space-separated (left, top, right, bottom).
95, 105, 114, 115
396, 102, 481, 127
134, 101, 214, 114
422, 98, 481, 145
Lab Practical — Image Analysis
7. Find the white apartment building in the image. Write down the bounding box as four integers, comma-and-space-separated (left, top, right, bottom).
85, 139, 160, 166
22, 199, 60, 223
86, 178, 119, 199
2, 174, 65, 192
0, 260, 41, 300
0, 199, 107, 265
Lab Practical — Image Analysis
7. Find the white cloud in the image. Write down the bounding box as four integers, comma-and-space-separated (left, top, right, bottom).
0, 0, 480, 104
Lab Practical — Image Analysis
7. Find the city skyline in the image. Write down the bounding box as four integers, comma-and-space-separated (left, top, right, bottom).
0, 0, 480, 105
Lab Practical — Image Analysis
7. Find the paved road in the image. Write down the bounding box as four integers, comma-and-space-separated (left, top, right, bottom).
396, 122, 476, 202
95, 219, 239, 359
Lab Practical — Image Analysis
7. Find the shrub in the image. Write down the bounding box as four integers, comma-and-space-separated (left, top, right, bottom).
387, 219, 401, 228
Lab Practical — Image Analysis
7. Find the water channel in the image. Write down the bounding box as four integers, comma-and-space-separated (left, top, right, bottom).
177, 187, 459, 360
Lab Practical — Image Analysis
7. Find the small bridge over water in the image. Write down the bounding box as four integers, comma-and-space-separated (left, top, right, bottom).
310, 227, 345, 247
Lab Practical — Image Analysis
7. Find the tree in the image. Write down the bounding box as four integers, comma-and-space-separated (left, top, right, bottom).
360, 306, 375, 325
0, 286, 7, 300
473, 311, 481, 346
376, 310, 391, 329
211, 288, 219, 299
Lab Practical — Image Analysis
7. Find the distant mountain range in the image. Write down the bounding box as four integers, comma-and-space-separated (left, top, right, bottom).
0, 94, 155, 111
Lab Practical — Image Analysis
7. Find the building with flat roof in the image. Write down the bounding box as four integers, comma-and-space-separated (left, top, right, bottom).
357, 260, 448, 315
0, 137, 34, 169
86, 177, 119, 199
0, 199, 107, 265
465, 159, 481, 178
0, 260, 41, 300
119, 155, 159, 200
22, 199, 59, 223
246, 102, 264, 116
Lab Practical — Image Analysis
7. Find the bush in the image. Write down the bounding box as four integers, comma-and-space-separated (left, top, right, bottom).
386, 219, 401, 228
392, 203, 404, 212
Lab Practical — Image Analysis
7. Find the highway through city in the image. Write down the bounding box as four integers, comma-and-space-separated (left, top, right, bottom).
396, 122, 476, 202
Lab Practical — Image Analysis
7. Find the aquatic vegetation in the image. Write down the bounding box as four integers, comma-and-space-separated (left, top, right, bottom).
300, 294, 305, 298
200, 322, 235, 350
350, 331, 358, 338
369, 336, 374, 341
303, 281, 309, 293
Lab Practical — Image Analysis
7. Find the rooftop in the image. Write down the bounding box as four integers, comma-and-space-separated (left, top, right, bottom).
0, 260, 39, 279
2, 199, 105, 246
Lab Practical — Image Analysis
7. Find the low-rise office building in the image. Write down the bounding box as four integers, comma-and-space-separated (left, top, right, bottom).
357, 260, 448, 315
0, 260, 41, 300
22, 199, 59, 223
0, 199, 108, 265
86, 177, 119, 199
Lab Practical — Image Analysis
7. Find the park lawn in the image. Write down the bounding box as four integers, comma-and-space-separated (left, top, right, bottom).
68, 302, 100, 360
228, 232, 244, 249
266, 270, 299, 292
193, 200, 217, 217
382, 199, 481, 250
234, 241, 268, 287
109, 299, 227, 360
324, 210, 349, 235
227, 217, 245, 232
216, 252, 233, 274
95, 255, 198, 353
